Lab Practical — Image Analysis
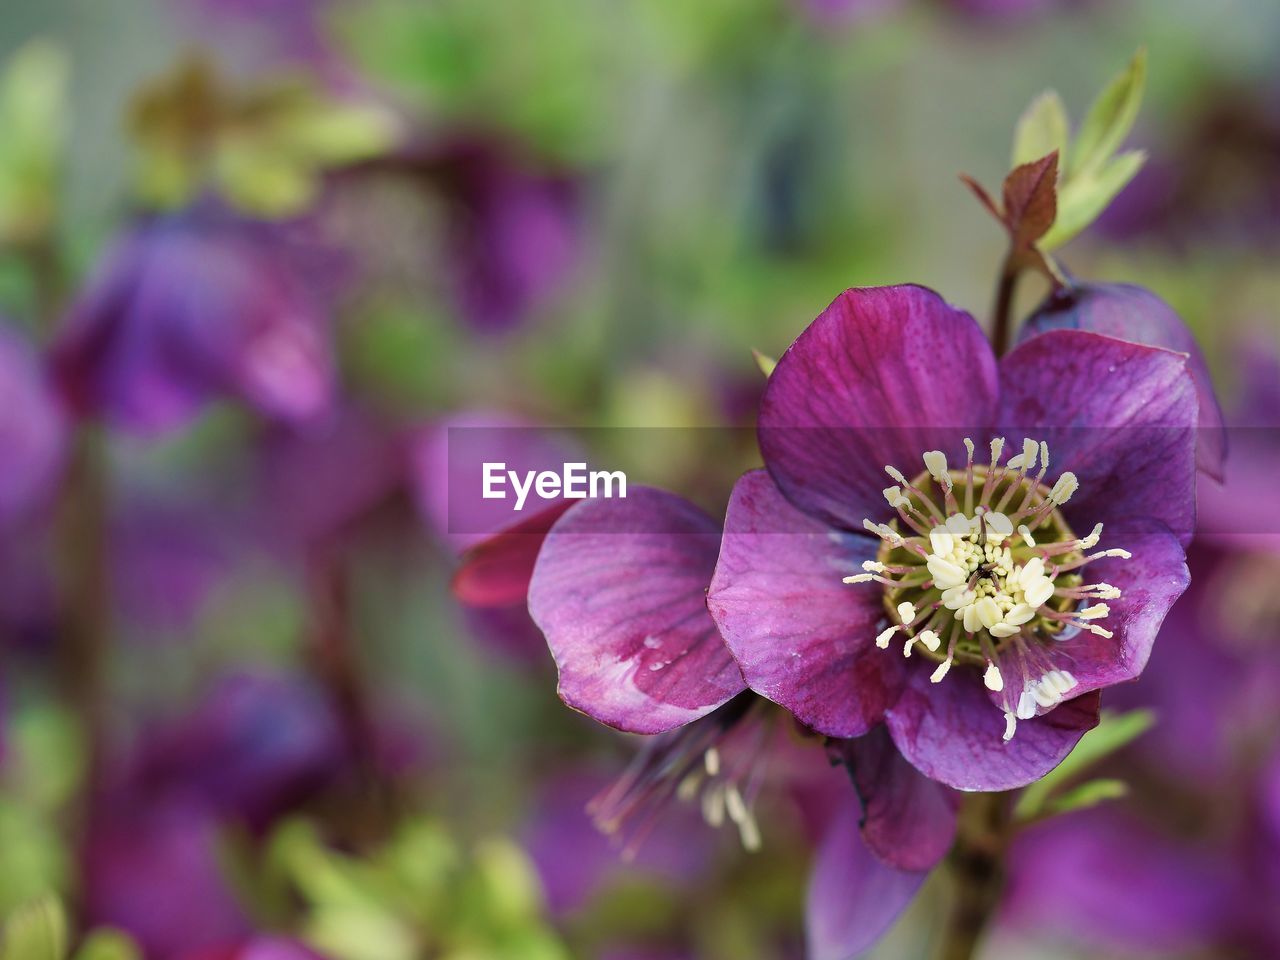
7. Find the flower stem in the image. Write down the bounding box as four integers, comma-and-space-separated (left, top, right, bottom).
939, 791, 1012, 960
990, 255, 1021, 358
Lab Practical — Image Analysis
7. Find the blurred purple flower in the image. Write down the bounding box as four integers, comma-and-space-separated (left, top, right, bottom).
428, 139, 582, 334
112, 498, 240, 633
1098, 89, 1280, 248
184, 938, 329, 960
0, 325, 66, 524
707, 285, 1195, 791
54, 207, 335, 435
85, 798, 251, 960
121, 670, 347, 830
256, 405, 407, 554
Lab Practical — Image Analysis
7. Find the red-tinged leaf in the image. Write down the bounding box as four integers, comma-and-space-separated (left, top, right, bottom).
1002, 151, 1059, 248
451, 501, 575, 607
960, 173, 1003, 225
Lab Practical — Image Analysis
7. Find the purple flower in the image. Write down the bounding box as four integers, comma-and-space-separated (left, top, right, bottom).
54, 207, 335, 435
706, 284, 1197, 791
120, 670, 346, 830
0, 325, 66, 525
183, 938, 329, 960
529, 487, 931, 953
1022, 281, 1226, 480
85, 798, 251, 959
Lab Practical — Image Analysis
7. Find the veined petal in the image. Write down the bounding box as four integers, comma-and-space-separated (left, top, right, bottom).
830, 726, 958, 872
998, 329, 1199, 547
708, 470, 904, 739
1022, 283, 1226, 480
1005, 520, 1188, 714
885, 668, 1100, 792
758, 285, 996, 532
806, 798, 925, 960
529, 488, 743, 735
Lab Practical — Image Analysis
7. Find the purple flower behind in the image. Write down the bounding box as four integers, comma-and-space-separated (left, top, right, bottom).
54, 207, 335, 435
0, 325, 66, 524
85, 798, 251, 960
122, 670, 347, 830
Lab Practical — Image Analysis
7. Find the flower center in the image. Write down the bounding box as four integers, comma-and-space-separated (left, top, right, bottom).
843, 437, 1131, 741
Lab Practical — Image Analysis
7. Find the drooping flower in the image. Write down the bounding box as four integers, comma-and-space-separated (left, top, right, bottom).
707, 284, 1197, 791
0, 324, 66, 525
528, 488, 935, 954
54, 205, 335, 435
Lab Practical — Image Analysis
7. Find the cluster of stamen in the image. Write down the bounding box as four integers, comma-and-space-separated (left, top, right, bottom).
590, 696, 767, 855
843, 437, 1131, 741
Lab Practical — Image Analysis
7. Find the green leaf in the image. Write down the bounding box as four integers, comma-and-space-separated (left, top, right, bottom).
1039, 778, 1129, 818
1015, 709, 1155, 821
1012, 90, 1069, 168
751, 349, 777, 378
1069, 48, 1146, 179
2, 896, 67, 960
1039, 149, 1146, 251
71, 931, 141, 960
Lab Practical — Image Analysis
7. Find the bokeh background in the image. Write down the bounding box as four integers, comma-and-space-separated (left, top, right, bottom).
0, 0, 1277, 958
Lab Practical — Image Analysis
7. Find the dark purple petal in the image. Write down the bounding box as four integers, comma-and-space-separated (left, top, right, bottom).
885, 668, 1100, 791
85, 800, 250, 958
54, 209, 335, 434
126, 671, 346, 829
759, 285, 997, 532
707, 470, 904, 739
452, 502, 574, 607
528, 488, 743, 734
1003, 808, 1228, 953
1022, 282, 1226, 480
830, 726, 958, 872
806, 796, 925, 960
0, 327, 66, 524
998, 329, 1199, 546
1021, 521, 1187, 708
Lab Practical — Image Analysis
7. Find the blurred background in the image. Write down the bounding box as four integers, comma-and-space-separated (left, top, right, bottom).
0, 0, 1277, 958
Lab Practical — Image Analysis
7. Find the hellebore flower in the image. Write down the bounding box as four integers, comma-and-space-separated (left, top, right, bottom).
1022, 281, 1226, 479
0, 325, 66, 525
529, 489, 933, 955
54, 206, 335, 434
707, 284, 1197, 791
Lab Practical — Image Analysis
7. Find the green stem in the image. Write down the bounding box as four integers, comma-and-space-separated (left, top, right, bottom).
939, 791, 1013, 960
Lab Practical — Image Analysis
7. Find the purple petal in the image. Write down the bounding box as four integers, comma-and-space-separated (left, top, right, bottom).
885, 667, 1100, 791
707, 470, 904, 739
806, 796, 925, 960
55, 210, 335, 433
1022, 283, 1226, 480
528, 488, 744, 734
998, 329, 1199, 546
0, 326, 66, 524
830, 726, 958, 872
1020, 521, 1187, 708
759, 285, 997, 532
